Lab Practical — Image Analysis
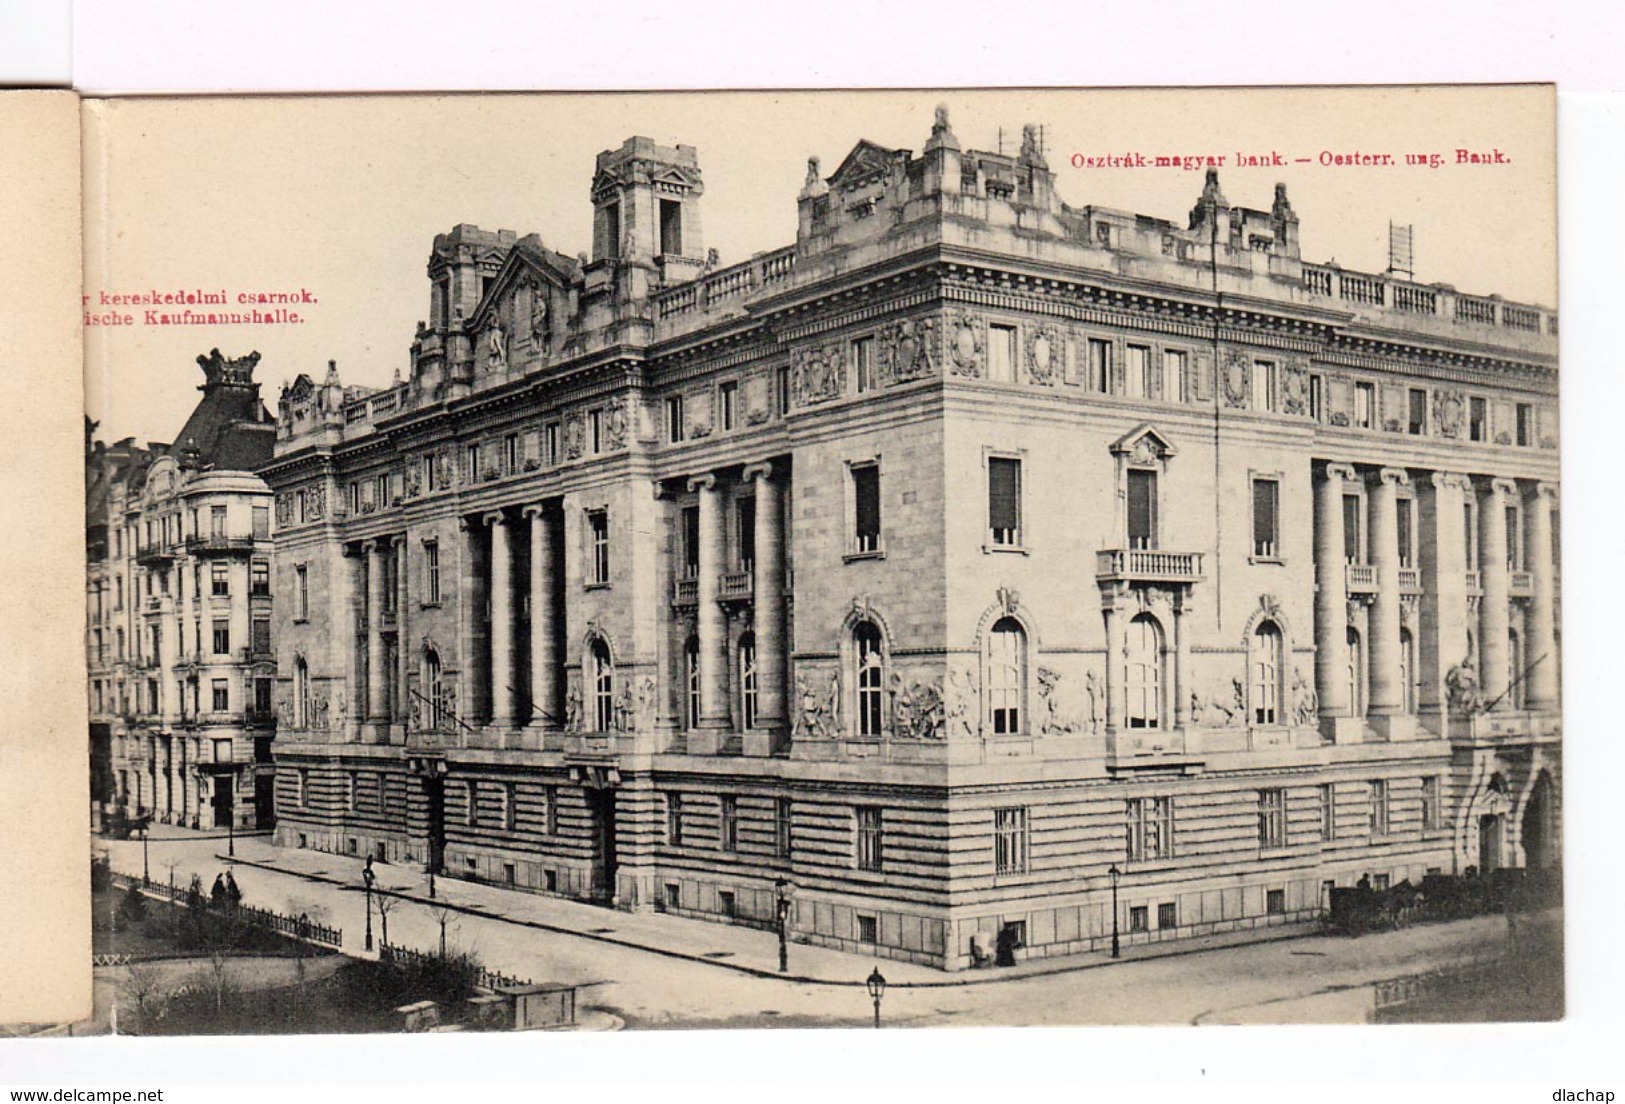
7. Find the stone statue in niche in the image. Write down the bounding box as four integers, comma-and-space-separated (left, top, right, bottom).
613, 685, 636, 733
485, 319, 507, 369
530, 286, 550, 342
1446, 660, 1481, 716
1291, 668, 1318, 726
310, 692, 329, 732
634, 677, 657, 731
563, 682, 583, 733
948, 311, 983, 378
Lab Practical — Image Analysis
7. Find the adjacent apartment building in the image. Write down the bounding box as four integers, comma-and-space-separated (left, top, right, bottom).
94, 350, 280, 832
262, 109, 1559, 969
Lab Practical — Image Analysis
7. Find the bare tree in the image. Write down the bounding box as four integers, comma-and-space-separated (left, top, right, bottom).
374, 892, 399, 949
426, 901, 458, 959
123, 963, 166, 1033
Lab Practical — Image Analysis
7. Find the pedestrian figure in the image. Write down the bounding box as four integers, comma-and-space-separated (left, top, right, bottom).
211, 873, 227, 908
1356, 873, 1372, 892
224, 870, 242, 908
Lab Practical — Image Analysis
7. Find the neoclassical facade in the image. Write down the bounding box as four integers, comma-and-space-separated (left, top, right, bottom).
262, 113, 1559, 969
96, 350, 280, 832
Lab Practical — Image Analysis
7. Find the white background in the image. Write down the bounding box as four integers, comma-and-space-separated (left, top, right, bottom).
2, 0, 1621, 1094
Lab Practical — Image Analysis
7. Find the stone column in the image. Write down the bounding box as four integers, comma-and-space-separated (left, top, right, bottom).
524, 503, 559, 729
1172, 590, 1191, 729
691, 474, 729, 732
458, 517, 480, 728
343, 546, 365, 740
651, 486, 681, 734
1420, 472, 1471, 725
365, 540, 388, 725
1477, 478, 1515, 710
1314, 463, 1356, 722
1101, 594, 1121, 733
1367, 468, 1407, 720
746, 462, 787, 741
393, 536, 409, 729
1525, 483, 1559, 712
485, 510, 515, 729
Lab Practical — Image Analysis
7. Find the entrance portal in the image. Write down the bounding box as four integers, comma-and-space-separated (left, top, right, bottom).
587, 788, 619, 902
212, 777, 233, 829
1522, 770, 1557, 869
1478, 813, 1504, 874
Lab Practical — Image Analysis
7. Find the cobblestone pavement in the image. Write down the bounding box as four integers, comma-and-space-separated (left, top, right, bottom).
97, 826, 1533, 1029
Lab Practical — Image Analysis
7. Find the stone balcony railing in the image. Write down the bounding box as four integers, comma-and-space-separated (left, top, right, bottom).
1345, 563, 1377, 592
186, 534, 258, 557
1301, 262, 1558, 338
1510, 571, 1534, 595
1398, 566, 1422, 593
1465, 569, 1483, 594
651, 245, 798, 322
1095, 548, 1204, 584
673, 568, 794, 607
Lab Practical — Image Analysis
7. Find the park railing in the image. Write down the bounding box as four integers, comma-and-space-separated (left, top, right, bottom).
378, 941, 532, 991
111, 870, 343, 949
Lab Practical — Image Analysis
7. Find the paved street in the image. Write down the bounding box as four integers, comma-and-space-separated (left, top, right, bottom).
99, 826, 1529, 1029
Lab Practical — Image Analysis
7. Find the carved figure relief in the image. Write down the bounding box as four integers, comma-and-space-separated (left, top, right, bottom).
303, 483, 326, 521
563, 680, 584, 733
889, 672, 945, 740
634, 677, 657, 732
1035, 667, 1079, 735
485, 320, 507, 369
1222, 350, 1250, 409
947, 310, 984, 378
687, 389, 716, 438
791, 343, 845, 406
1083, 670, 1103, 733
743, 373, 773, 425
530, 285, 551, 343
563, 413, 585, 460
1291, 668, 1318, 726
1281, 363, 1309, 415
1025, 325, 1060, 386
793, 673, 836, 740
1446, 660, 1481, 716
612, 685, 636, 733
884, 317, 938, 384
944, 666, 977, 739
275, 493, 294, 527
1433, 388, 1465, 438
604, 397, 629, 450
1192, 678, 1246, 727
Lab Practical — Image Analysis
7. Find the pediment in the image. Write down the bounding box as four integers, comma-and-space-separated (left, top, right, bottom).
1110, 423, 1178, 462
651, 165, 698, 191
827, 139, 909, 191
284, 373, 316, 404
469, 243, 573, 330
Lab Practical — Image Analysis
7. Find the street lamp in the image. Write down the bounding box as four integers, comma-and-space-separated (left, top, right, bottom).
226, 775, 236, 859
363, 858, 376, 952
1108, 862, 1121, 959
774, 878, 796, 974
866, 966, 887, 1029
141, 818, 151, 885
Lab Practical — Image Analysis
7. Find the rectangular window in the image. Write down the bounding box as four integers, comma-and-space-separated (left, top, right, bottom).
659, 198, 682, 255
252, 506, 270, 539
988, 457, 1022, 548
502, 783, 516, 831
857, 915, 878, 944
1125, 797, 1175, 861
1252, 360, 1277, 412
719, 795, 738, 853
1516, 403, 1532, 446
212, 619, 230, 655
1408, 388, 1428, 435
545, 423, 561, 465
777, 364, 791, 416
665, 395, 685, 443
852, 463, 881, 554
1126, 469, 1157, 550
588, 510, 610, 585
719, 381, 738, 431
1266, 889, 1286, 915
211, 561, 230, 597
1257, 789, 1287, 849
775, 796, 792, 859
679, 505, 701, 579
251, 617, 271, 655
296, 565, 310, 620
210, 506, 227, 538
505, 434, 519, 474
853, 337, 877, 393
589, 409, 603, 454
1251, 478, 1280, 559
1129, 906, 1149, 933
1164, 349, 1187, 403
987, 324, 1017, 383
346, 772, 358, 812
1470, 396, 1488, 442
1319, 783, 1336, 841
736, 497, 756, 571
1464, 502, 1478, 571
211, 679, 229, 712
466, 443, 482, 481
423, 540, 441, 604
1396, 499, 1414, 568
255, 677, 273, 716
1421, 776, 1440, 832
1373, 873, 1391, 892
856, 806, 884, 872
666, 793, 683, 847
1506, 505, 1523, 570
994, 807, 1029, 875
1309, 373, 1324, 421
1126, 345, 1151, 398
1157, 902, 1178, 930
544, 785, 558, 835
1088, 338, 1112, 393
1354, 381, 1375, 429
602, 201, 620, 260
1369, 779, 1390, 837
251, 560, 270, 596
1343, 495, 1364, 564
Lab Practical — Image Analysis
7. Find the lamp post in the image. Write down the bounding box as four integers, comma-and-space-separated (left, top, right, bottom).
1108, 862, 1121, 959
363, 858, 376, 952
226, 773, 236, 858
141, 818, 151, 885
774, 878, 796, 974
866, 967, 887, 1029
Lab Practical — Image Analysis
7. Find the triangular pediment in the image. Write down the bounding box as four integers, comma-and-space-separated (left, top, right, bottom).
1110, 423, 1178, 461
469, 241, 574, 329
652, 165, 698, 191
827, 139, 909, 191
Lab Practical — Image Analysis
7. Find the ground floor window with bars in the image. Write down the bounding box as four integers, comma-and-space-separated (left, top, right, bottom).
994, 807, 1029, 874
1258, 788, 1287, 848
855, 806, 884, 871
1125, 796, 1174, 861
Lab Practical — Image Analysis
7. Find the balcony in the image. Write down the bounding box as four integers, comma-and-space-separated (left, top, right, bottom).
144, 596, 164, 612
186, 535, 257, 557
1465, 569, 1483, 594
672, 576, 698, 607
1095, 548, 1204, 584
1510, 571, 1534, 596
1398, 567, 1422, 593
719, 569, 753, 602
1344, 563, 1376, 592
673, 569, 793, 607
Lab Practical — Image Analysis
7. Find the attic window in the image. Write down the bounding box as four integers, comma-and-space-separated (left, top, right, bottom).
660, 199, 682, 256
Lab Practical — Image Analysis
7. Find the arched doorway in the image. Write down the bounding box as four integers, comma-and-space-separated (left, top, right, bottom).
1522, 770, 1557, 869
1478, 813, 1504, 875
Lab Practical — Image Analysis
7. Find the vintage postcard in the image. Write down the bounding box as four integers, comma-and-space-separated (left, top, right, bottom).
24, 85, 1567, 1036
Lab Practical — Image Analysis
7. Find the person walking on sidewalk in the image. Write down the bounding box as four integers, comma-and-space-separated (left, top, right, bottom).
210, 873, 227, 908
224, 870, 242, 909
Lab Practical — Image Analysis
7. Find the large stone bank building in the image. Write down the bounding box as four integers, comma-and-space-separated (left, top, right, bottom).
263, 110, 1560, 969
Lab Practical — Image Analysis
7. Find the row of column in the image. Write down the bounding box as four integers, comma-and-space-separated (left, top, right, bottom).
1313, 464, 1558, 724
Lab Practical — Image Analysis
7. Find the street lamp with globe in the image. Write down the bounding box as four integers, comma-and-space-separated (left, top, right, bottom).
774, 878, 796, 974
1108, 862, 1122, 959
866, 966, 887, 1028
363, 858, 376, 952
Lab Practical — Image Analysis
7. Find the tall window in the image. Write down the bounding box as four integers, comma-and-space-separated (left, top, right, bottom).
295, 565, 309, 620
1464, 501, 1479, 570
1252, 477, 1280, 558
659, 198, 682, 255
1421, 776, 1441, 832
854, 622, 886, 738
736, 497, 756, 572
1309, 373, 1324, 421
988, 456, 1022, 547
1346, 628, 1365, 717
1088, 338, 1111, 393
1126, 345, 1151, 398
719, 795, 739, 852
739, 634, 758, 730
666, 793, 683, 847
251, 560, 270, 596
210, 505, 227, 537
684, 637, 701, 729
212, 619, 230, 655
1408, 388, 1428, 435
987, 324, 1016, 383
252, 506, 270, 539
775, 797, 793, 859
853, 337, 877, 393
588, 510, 610, 584
1469, 396, 1488, 441
680, 505, 701, 579
986, 618, 1026, 735
1516, 403, 1533, 446
1164, 349, 1186, 402
1126, 796, 1174, 861
1354, 381, 1375, 429
1250, 621, 1283, 725
1257, 788, 1286, 848
851, 463, 881, 554
1342, 495, 1364, 563
211, 679, 229, 712
1508, 628, 1526, 709
1505, 505, 1523, 570
545, 423, 560, 465
211, 561, 230, 596
1126, 469, 1157, 550
1319, 783, 1336, 841
1396, 498, 1414, 568
423, 647, 444, 729
591, 638, 614, 732
423, 540, 441, 604
293, 657, 310, 729
666, 395, 685, 443
1124, 614, 1164, 730
1368, 779, 1390, 837
1399, 628, 1417, 714
589, 409, 603, 453
719, 380, 738, 430
856, 806, 884, 871
1252, 360, 1277, 412
994, 807, 1029, 875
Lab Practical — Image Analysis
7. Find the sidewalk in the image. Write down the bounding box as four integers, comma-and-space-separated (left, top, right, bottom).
201, 830, 1326, 989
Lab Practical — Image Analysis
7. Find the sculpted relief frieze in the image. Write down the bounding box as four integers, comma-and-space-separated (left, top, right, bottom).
791, 343, 846, 406
1025, 324, 1061, 386
947, 310, 983, 378
883, 317, 938, 385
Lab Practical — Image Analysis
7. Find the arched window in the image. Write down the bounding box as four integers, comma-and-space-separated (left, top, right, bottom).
739, 633, 758, 730
1124, 614, 1164, 730
986, 617, 1026, 735
1250, 620, 1283, 725
293, 656, 310, 729
854, 621, 885, 738
1508, 627, 1525, 710
423, 646, 444, 730
1346, 627, 1365, 717
591, 638, 614, 732
683, 636, 700, 730
1399, 628, 1416, 714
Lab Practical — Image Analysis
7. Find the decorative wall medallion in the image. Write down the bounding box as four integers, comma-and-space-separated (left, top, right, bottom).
948, 310, 983, 378
792, 342, 846, 405
1026, 325, 1059, 385
1433, 388, 1465, 438
1281, 362, 1308, 415
885, 317, 937, 384
1222, 351, 1249, 408
743, 372, 773, 425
